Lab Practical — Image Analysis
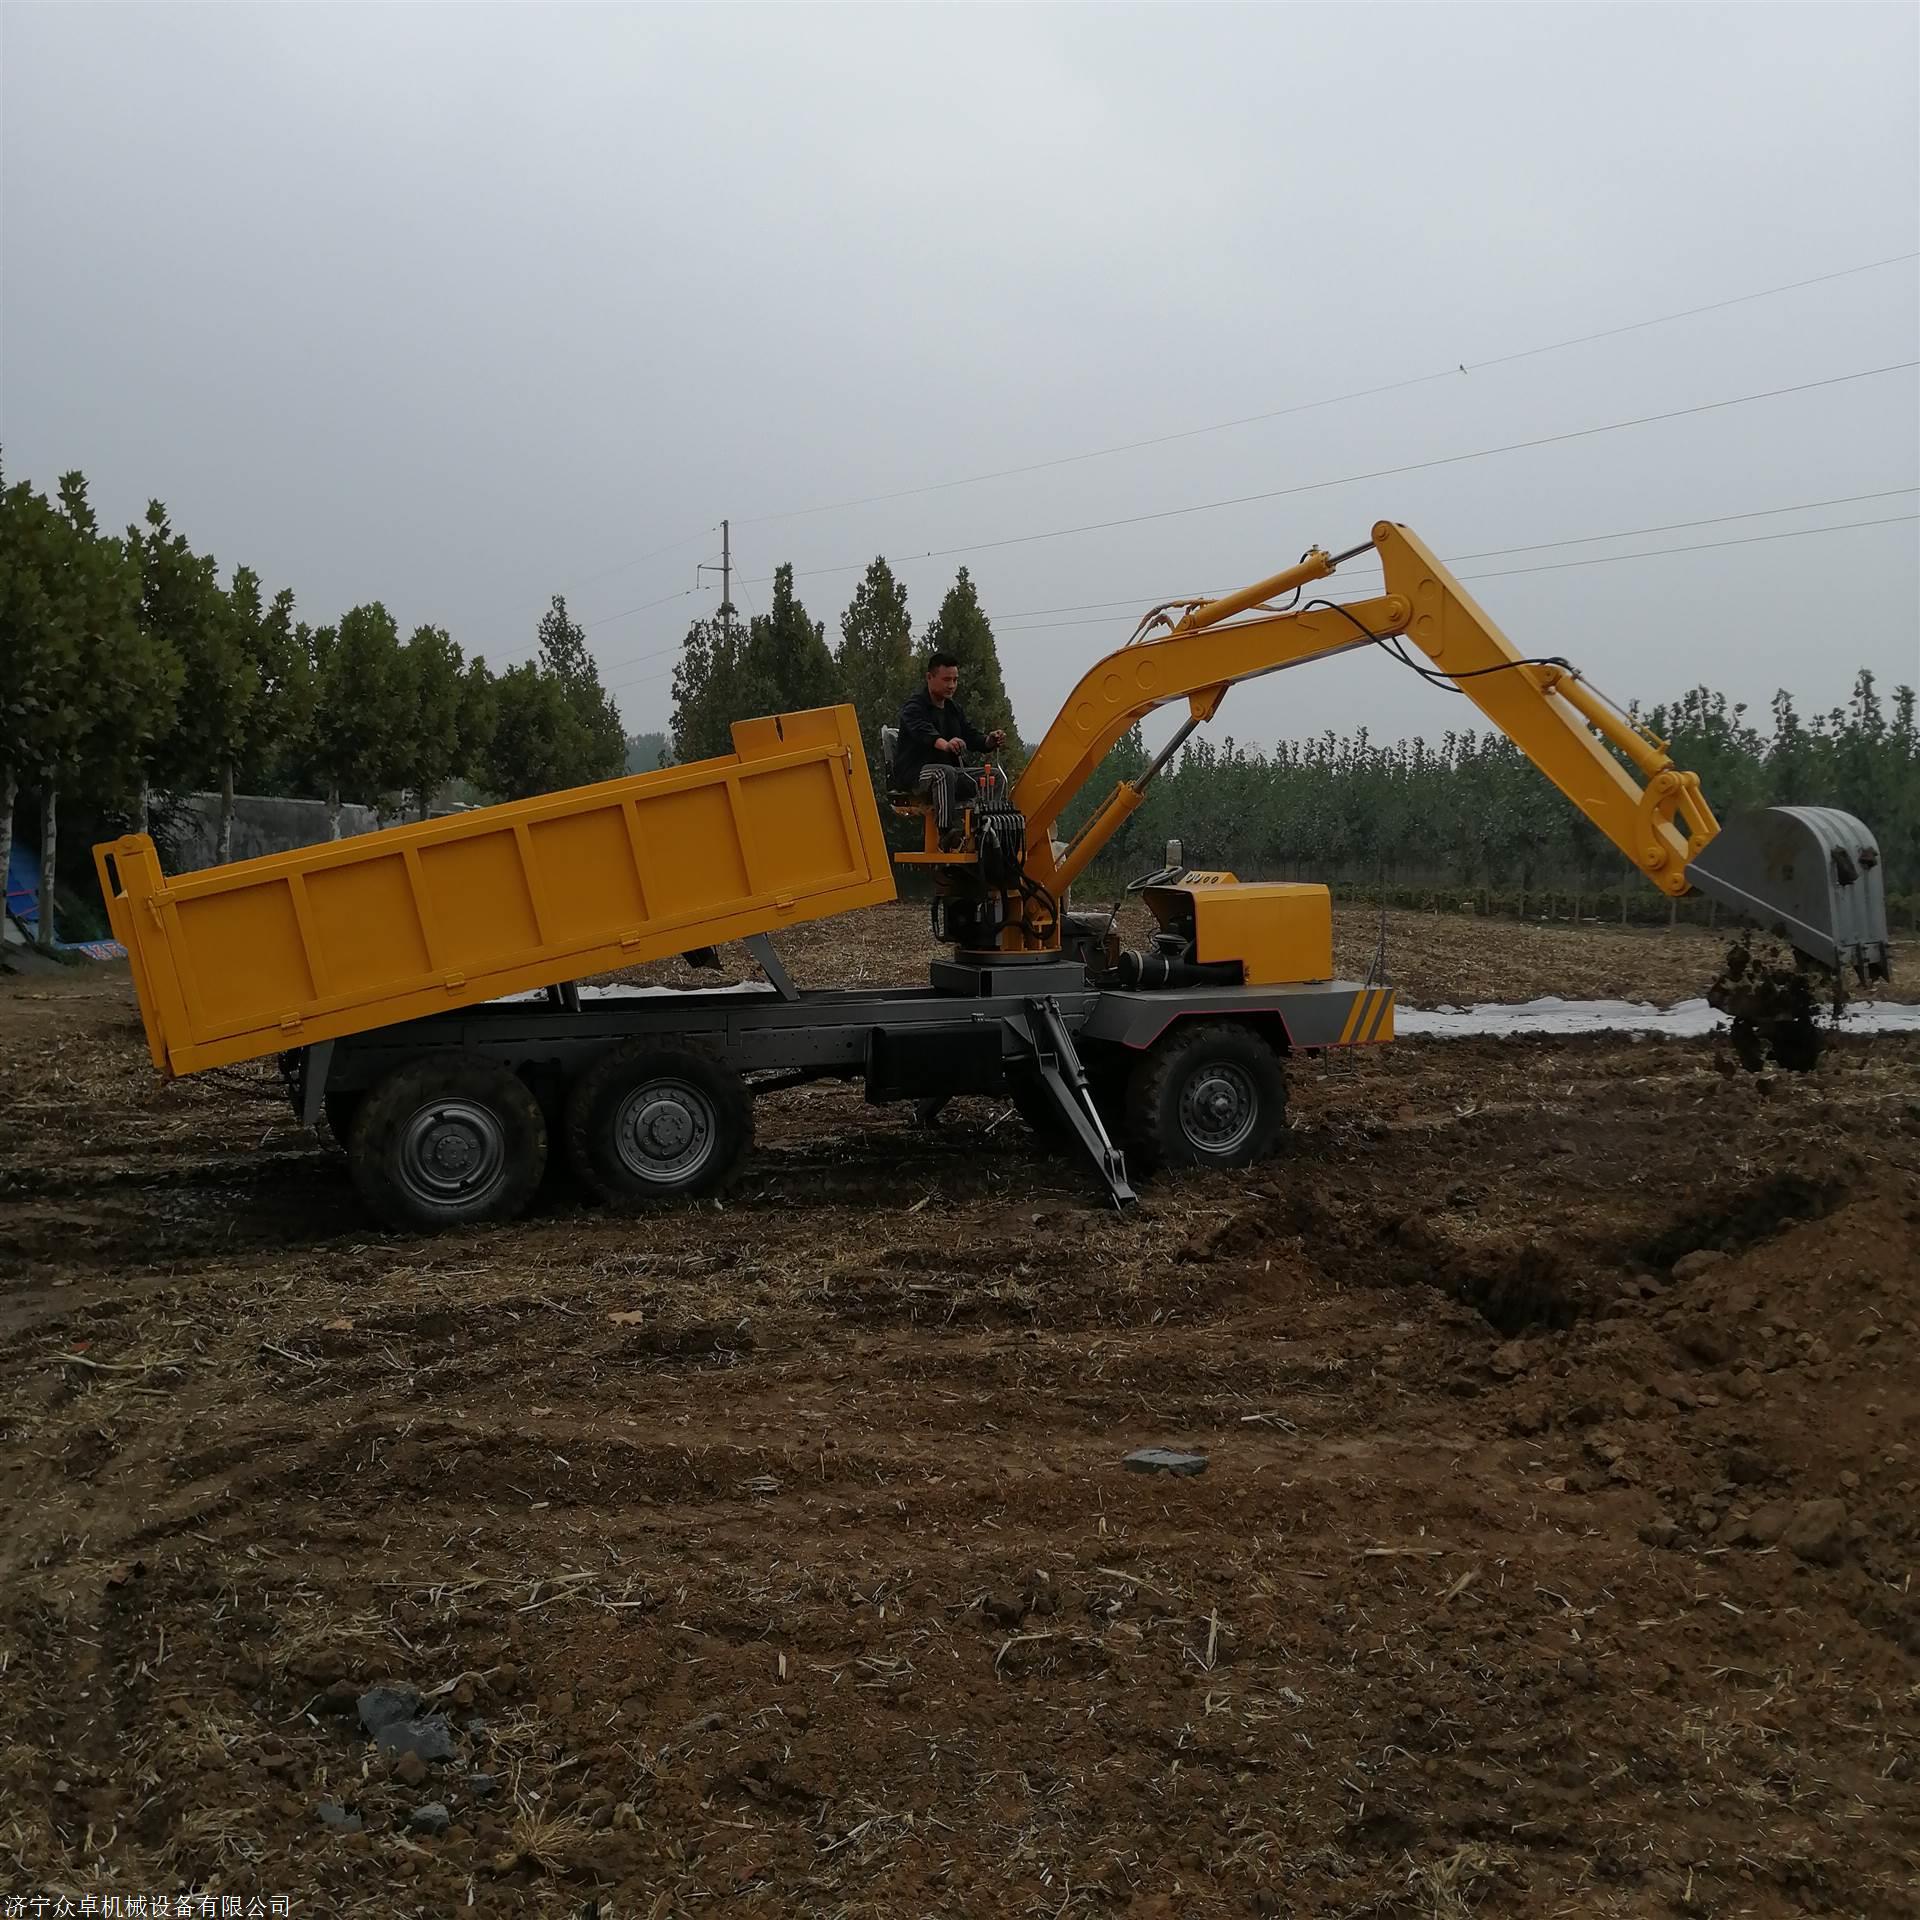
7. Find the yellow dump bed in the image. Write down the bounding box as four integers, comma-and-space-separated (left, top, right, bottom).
96, 706, 894, 1077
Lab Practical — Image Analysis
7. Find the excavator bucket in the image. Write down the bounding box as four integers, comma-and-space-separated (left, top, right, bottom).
1685, 806, 1892, 982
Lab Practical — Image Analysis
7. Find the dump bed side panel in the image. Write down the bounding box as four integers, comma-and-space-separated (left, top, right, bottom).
98, 705, 895, 1076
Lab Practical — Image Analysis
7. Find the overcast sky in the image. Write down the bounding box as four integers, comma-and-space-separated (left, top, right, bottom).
4, 2, 1916, 760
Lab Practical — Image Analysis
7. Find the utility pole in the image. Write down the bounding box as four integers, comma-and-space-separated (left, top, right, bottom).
698, 520, 737, 643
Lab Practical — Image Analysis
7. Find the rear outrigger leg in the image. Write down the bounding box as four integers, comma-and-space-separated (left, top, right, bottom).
1017, 996, 1136, 1208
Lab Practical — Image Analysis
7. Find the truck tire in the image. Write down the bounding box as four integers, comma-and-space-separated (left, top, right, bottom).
565, 1043, 752, 1207
348, 1053, 547, 1231
1123, 1021, 1287, 1174
322, 1091, 364, 1150
1009, 1050, 1126, 1152
1010, 1074, 1070, 1143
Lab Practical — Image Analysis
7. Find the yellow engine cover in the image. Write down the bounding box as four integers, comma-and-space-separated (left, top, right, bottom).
1177, 881, 1334, 986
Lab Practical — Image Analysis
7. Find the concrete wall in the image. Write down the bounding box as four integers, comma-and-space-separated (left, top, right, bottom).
169, 794, 383, 872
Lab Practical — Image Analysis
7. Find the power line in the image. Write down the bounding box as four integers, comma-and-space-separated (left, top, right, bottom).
571, 522, 718, 592
500, 529, 714, 657
1297, 489, 1920, 575
988, 513, 1918, 637
734, 252, 1919, 528
597, 458, 1919, 698
582, 583, 706, 631
595, 476, 1920, 698
573, 250, 1914, 590
601, 505, 1915, 707
598, 365, 1920, 677
598, 533, 757, 699
604, 506, 1916, 713
651, 360, 1915, 623
605, 661, 684, 700
1450, 510, 1916, 583
746, 362, 1916, 587
987, 488, 1920, 626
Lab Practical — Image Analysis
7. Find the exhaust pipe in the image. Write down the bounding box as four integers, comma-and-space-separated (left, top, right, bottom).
1686, 806, 1891, 982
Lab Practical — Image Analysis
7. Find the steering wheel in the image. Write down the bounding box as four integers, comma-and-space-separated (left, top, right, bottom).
1124, 863, 1185, 894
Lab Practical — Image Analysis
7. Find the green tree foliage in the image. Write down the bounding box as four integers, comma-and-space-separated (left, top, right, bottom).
9, 474, 165, 940
834, 558, 914, 779
218, 569, 316, 858
233, 582, 312, 800
0, 467, 61, 898
536, 595, 626, 782
467, 599, 628, 801
56, 477, 182, 824
668, 569, 841, 766
397, 623, 467, 819
457, 657, 499, 788
132, 501, 253, 824
668, 616, 762, 764
304, 604, 409, 837
480, 661, 583, 800
922, 566, 1021, 754
1643, 687, 1768, 845
744, 564, 841, 713
1, 469, 599, 897
625, 731, 667, 774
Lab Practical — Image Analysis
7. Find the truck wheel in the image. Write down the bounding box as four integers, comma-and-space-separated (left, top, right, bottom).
565, 1044, 752, 1207
1124, 1022, 1287, 1174
349, 1053, 547, 1231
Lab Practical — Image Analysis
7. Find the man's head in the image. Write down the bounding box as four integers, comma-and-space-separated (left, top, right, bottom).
924, 651, 960, 702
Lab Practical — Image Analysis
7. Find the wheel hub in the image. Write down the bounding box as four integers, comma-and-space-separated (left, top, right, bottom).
400, 1100, 508, 1201
640, 1098, 694, 1155
615, 1079, 716, 1183
1178, 1063, 1257, 1155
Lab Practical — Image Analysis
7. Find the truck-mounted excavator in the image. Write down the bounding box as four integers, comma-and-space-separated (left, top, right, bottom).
97, 520, 1891, 1225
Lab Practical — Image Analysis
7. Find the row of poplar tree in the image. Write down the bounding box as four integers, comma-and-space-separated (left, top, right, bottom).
1, 464, 626, 943
8, 455, 1910, 940
1084, 677, 1919, 920
668, 557, 1020, 772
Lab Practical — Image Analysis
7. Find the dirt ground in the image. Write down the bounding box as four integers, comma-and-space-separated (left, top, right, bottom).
2, 904, 1918, 1918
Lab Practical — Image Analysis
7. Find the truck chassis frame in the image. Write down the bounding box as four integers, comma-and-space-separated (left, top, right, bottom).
292, 943, 1393, 1215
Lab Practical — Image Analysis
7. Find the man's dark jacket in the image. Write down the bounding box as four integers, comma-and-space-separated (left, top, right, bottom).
892, 688, 988, 788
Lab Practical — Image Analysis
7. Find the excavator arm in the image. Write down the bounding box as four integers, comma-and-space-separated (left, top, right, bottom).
1009, 520, 1889, 979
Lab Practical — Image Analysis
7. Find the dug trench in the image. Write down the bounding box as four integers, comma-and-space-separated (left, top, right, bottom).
1, 907, 1917, 1917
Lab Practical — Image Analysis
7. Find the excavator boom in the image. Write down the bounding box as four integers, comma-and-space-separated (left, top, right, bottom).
1009, 520, 1890, 981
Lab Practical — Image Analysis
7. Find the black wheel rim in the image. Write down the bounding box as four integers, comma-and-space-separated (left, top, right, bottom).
399, 1099, 509, 1205
1178, 1061, 1257, 1155
613, 1078, 717, 1184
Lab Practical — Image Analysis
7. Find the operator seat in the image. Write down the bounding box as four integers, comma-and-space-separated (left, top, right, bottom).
879, 724, 907, 802
880, 721, 942, 820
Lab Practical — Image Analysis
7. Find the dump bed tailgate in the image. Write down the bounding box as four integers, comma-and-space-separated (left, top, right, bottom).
96, 706, 894, 1076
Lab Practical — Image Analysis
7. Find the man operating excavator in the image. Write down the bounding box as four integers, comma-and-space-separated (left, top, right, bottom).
893, 650, 1005, 849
